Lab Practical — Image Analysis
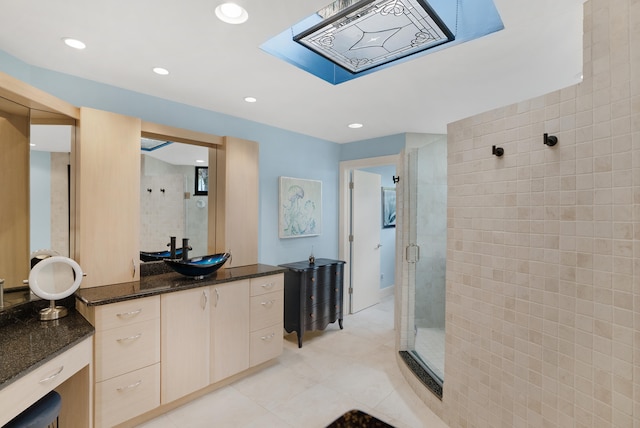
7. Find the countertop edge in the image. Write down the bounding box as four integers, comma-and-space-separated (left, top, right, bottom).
0, 309, 95, 392
76, 264, 288, 306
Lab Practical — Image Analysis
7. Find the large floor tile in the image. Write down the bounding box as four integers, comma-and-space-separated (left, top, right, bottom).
136, 296, 448, 428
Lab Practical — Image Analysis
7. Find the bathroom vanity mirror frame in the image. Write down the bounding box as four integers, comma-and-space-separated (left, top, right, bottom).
0, 72, 79, 308
140, 122, 222, 266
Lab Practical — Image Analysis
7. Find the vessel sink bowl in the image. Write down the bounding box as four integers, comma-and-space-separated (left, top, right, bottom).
140, 248, 184, 262
163, 253, 230, 278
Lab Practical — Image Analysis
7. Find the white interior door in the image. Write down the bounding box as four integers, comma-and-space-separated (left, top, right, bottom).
351, 169, 381, 313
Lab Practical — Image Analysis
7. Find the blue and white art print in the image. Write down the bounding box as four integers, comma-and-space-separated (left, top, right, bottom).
279, 176, 322, 238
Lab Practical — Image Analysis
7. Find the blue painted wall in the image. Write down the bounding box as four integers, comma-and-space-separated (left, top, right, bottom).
1, 50, 404, 266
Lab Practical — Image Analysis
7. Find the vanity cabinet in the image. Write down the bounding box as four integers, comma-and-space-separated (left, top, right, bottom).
249, 275, 284, 366
76, 107, 141, 288
75, 269, 284, 426
280, 259, 345, 348
0, 337, 92, 428
210, 280, 250, 383
78, 295, 160, 428
161, 287, 210, 403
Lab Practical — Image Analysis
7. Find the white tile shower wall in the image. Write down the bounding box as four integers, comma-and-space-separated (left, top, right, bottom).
438, 0, 639, 426
140, 174, 185, 252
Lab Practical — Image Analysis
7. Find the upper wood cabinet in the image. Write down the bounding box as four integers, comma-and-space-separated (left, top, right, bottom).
214, 136, 259, 267
75, 107, 141, 287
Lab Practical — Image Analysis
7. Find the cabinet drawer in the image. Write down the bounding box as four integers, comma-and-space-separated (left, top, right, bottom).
250, 274, 284, 296
0, 337, 92, 427
250, 291, 283, 331
95, 318, 160, 382
95, 363, 160, 428
94, 295, 160, 331
249, 323, 283, 367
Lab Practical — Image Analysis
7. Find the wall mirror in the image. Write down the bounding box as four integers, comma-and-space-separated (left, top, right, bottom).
140, 137, 214, 262
0, 94, 75, 310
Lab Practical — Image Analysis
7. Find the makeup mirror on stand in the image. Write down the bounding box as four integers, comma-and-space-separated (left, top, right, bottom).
28, 255, 83, 320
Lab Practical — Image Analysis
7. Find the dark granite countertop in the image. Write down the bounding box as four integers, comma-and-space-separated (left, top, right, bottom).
75, 263, 287, 306
0, 299, 95, 391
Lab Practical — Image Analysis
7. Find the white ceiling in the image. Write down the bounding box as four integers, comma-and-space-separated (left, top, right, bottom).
0, 0, 585, 144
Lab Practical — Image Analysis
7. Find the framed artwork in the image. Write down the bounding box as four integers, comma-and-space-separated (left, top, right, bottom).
279, 176, 322, 238
382, 187, 396, 228
195, 166, 208, 196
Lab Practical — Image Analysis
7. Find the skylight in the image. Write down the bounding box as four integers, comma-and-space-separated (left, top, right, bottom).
261, 0, 504, 85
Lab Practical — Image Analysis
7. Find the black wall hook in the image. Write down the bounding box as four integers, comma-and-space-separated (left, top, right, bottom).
147, 188, 152, 193
160, 188, 166, 193
492, 145, 504, 157
392, 176, 400, 184
544, 133, 558, 147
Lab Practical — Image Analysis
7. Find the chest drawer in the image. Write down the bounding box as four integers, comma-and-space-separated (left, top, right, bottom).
95, 363, 160, 428
93, 295, 160, 331
250, 291, 283, 331
95, 318, 160, 382
250, 274, 284, 297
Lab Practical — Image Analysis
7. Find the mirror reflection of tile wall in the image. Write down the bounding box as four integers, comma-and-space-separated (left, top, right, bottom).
140, 154, 208, 259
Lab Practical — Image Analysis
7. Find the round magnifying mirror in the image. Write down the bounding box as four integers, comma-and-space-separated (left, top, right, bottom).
28, 256, 83, 320
30, 248, 60, 268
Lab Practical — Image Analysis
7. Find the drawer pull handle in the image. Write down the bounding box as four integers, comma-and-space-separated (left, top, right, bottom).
261, 299, 275, 307
39, 366, 64, 383
116, 309, 142, 318
260, 333, 275, 341
117, 333, 142, 343
261, 282, 275, 290
117, 380, 143, 392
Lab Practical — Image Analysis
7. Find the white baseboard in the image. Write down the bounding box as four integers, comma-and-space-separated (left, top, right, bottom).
380, 285, 395, 300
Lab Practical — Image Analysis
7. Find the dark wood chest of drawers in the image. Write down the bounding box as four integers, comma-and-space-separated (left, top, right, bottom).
279, 259, 345, 348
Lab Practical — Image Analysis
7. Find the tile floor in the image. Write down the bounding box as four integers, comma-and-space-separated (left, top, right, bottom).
137, 296, 448, 428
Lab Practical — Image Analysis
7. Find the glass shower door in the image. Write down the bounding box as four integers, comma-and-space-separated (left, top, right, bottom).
405, 139, 447, 384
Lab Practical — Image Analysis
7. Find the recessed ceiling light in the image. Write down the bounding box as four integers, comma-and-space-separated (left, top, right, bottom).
244, 96, 257, 103
195, 159, 205, 163
30, 143, 36, 147
348, 123, 363, 129
153, 67, 169, 75
215, 3, 248, 24
62, 38, 86, 50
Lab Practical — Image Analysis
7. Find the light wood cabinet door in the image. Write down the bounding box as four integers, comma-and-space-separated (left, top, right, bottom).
161, 288, 210, 403
76, 107, 141, 287
210, 280, 250, 383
